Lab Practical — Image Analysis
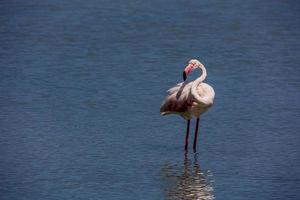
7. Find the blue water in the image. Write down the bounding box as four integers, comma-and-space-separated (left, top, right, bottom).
1, 0, 300, 199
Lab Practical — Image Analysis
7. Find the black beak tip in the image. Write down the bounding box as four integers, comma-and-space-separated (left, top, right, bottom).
183, 72, 187, 81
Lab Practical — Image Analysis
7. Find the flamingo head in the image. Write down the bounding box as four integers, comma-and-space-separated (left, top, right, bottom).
183, 59, 204, 81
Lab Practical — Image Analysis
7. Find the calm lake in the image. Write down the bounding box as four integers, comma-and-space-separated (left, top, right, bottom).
1, 0, 299, 199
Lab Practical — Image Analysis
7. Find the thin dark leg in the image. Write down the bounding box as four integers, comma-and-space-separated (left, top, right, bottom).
184, 120, 190, 151
193, 118, 200, 152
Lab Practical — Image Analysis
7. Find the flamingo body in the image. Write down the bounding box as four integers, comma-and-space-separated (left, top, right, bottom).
160, 81, 214, 120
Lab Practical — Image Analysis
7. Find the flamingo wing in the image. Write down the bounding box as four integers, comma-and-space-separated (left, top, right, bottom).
160, 82, 193, 115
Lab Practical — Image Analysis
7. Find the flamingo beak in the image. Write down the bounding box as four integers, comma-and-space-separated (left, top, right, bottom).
183, 64, 193, 81
183, 71, 187, 81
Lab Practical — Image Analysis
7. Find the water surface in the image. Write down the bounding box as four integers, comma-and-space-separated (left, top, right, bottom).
0, 0, 300, 199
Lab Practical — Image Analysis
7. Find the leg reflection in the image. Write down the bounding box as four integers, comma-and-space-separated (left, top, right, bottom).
161, 153, 214, 200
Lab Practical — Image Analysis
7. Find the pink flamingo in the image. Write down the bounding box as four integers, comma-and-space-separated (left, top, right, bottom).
160, 59, 215, 151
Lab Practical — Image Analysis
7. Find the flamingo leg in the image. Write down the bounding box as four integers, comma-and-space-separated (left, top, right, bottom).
184, 120, 190, 151
193, 118, 200, 152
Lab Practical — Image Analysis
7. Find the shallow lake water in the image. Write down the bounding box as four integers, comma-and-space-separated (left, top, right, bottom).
1, 0, 300, 199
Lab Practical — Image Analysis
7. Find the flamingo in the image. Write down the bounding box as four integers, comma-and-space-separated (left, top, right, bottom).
160, 59, 215, 151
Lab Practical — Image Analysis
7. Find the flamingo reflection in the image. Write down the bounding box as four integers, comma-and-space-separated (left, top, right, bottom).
160, 153, 214, 200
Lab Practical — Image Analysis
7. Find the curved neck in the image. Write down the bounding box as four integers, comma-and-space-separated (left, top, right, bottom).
191, 64, 207, 104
